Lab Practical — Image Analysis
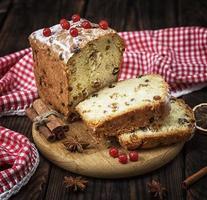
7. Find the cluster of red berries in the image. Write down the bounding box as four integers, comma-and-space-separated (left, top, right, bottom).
43, 14, 109, 38
109, 147, 139, 164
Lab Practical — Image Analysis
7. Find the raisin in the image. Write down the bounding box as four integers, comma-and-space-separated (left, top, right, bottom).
139, 127, 147, 132
70, 67, 77, 74
82, 89, 88, 97
105, 45, 110, 50
68, 112, 80, 122
130, 134, 139, 141
153, 96, 161, 101
42, 69, 46, 75
178, 118, 189, 125
73, 96, 78, 100
108, 84, 115, 88
70, 45, 80, 53
92, 79, 101, 88
149, 117, 154, 123
112, 67, 119, 75
47, 48, 51, 56
39, 77, 43, 86
61, 102, 65, 107
68, 86, 73, 91
130, 98, 135, 102
49, 37, 54, 43
145, 79, 149, 82
89, 51, 98, 59
92, 93, 98, 97
136, 75, 143, 78
60, 87, 63, 94
59, 52, 64, 60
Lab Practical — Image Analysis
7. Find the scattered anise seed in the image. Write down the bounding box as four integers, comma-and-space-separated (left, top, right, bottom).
64, 176, 88, 191
147, 179, 167, 200
63, 136, 91, 153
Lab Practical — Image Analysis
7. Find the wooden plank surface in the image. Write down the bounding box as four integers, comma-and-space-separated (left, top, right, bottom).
0, 0, 207, 199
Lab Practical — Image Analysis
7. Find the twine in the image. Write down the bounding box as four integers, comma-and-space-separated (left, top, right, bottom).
33, 110, 63, 129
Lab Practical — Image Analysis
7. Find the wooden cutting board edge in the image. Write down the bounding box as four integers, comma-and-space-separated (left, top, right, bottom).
32, 122, 184, 179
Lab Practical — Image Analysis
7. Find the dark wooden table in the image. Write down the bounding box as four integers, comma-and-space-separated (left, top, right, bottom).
0, 0, 207, 199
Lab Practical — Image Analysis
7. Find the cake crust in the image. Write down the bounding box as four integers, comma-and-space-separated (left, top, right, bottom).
76, 74, 171, 136
29, 19, 125, 117
118, 98, 195, 149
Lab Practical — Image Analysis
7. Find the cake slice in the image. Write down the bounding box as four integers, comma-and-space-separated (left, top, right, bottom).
118, 98, 195, 149
29, 18, 125, 119
76, 74, 170, 136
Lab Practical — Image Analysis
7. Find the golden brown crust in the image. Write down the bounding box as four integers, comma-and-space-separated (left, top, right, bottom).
29, 32, 125, 117
118, 98, 195, 149
29, 38, 70, 115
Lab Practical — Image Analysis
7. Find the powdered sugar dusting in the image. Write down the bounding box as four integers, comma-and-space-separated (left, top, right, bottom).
29, 19, 115, 63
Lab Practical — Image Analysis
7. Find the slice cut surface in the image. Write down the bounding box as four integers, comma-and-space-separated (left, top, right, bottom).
118, 98, 195, 149
76, 74, 170, 136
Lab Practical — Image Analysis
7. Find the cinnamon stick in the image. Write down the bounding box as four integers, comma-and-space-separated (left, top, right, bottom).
33, 99, 68, 139
26, 107, 56, 142
182, 166, 207, 189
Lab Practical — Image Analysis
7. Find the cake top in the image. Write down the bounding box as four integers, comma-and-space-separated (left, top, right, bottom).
76, 74, 170, 126
29, 15, 116, 63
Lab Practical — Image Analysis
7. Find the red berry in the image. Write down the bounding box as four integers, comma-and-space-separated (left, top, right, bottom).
118, 153, 128, 164
43, 28, 51, 37
109, 147, 119, 158
70, 27, 78, 37
60, 19, 70, 30
72, 14, 81, 22
129, 151, 139, 162
99, 20, 108, 30
81, 20, 91, 29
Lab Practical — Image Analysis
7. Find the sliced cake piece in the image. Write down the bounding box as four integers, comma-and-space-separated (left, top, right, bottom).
118, 98, 195, 149
76, 74, 170, 136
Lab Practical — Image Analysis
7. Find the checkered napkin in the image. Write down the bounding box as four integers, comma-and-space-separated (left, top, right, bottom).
0, 49, 39, 199
0, 26, 207, 198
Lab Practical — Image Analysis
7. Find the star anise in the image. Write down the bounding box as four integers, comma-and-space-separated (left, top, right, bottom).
63, 136, 90, 153
147, 179, 167, 200
63, 176, 88, 191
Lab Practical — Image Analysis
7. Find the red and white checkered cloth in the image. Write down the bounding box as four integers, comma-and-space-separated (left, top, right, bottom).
1, 26, 207, 198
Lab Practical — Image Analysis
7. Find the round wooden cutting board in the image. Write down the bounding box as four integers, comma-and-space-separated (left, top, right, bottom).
32, 121, 184, 178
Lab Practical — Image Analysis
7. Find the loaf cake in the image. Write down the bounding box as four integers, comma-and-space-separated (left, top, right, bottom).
118, 98, 195, 149
76, 74, 171, 136
29, 17, 125, 119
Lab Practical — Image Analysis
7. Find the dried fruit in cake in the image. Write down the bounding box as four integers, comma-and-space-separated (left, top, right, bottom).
118, 98, 195, 149
76, 74, 170, 136
29, 17, 125, 118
